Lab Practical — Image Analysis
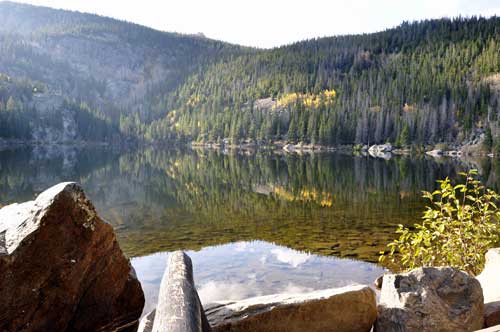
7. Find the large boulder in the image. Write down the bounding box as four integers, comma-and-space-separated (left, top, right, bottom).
375, 267, 484, 332
484, 302, 500, 328
205, 285, 377, 332
474, 325, 500, 332
0, 182, 144, 332
477, 248, 500, 303
140, 251, 212, 332
477, 248, 500, 327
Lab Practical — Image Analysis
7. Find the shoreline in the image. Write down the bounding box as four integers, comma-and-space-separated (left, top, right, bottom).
1, 138, 498, 159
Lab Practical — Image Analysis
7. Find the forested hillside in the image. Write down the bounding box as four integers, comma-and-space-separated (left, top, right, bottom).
0, 1, 499, 149
0, 1, 245, 142
147, 17, 500, 148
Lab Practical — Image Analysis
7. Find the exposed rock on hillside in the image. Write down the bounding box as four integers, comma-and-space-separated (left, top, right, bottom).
0, 182, 144, 332
376, 267, 484, 332
368, 144, 393, 159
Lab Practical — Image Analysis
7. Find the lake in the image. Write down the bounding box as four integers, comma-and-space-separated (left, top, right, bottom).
1, 145, 497, 313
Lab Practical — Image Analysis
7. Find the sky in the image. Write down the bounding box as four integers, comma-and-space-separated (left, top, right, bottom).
9, 0, 500, 48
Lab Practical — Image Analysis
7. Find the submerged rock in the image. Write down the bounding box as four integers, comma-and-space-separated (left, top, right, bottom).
0, 182, 144, 332
375, 267, 483, 332
477, 248, 500, 327
205, 285, 377, 332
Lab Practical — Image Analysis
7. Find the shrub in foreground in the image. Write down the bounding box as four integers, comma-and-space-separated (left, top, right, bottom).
380, 170, 500, 275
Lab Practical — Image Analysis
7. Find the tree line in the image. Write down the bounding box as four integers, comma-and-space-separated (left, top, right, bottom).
134, 16, 500, 148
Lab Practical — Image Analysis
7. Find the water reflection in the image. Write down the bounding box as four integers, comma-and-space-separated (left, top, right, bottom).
3, 145, 499, 313
132, 241, 387, 314
1, 145, 498, 263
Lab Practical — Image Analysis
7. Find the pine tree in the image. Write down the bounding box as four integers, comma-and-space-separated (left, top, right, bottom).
483, 127, 493, 151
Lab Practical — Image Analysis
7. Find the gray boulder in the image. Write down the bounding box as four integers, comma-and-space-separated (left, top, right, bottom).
477, 248, 500, 327
375, 267, 484, 332
477, 248, 500, 304
205, 285, 377, 332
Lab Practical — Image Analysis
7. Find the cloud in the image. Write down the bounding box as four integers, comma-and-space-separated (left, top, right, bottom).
198, 280, 261, 304
281, 282, 314, 294
234, 242, 248, 252
271, 248, 311, 268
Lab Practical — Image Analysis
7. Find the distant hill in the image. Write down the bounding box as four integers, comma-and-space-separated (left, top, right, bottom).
0, 1, 245, 142
157, 16, 500, 148
0, 1, 499, 149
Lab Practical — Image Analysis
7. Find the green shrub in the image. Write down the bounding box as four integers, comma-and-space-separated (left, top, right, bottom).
380, 170, 500, 275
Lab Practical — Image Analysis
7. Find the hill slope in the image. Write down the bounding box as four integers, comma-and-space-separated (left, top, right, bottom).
0, 1, 246, 142
0, 2, 499, 149
147, 17, 500, 148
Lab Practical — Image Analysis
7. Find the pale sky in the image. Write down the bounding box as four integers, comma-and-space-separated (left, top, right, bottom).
8, 0, 500, 48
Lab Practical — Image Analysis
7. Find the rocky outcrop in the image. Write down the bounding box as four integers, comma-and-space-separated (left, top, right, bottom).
0, 182, 144, 332
426, 149, 443, 157
368, 144, 393, 159
140, 251, 211, 332
205, 285, 377, 332
375, 267, 484, 332
477, 248, 500, 327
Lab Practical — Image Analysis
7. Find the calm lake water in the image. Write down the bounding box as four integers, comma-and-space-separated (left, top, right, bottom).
1, 145, 498, 312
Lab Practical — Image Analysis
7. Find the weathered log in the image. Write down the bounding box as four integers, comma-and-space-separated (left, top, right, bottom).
146, 251, 211, 332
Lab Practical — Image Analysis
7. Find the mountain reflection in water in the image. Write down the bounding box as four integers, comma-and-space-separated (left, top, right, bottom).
1, 145, 498, 312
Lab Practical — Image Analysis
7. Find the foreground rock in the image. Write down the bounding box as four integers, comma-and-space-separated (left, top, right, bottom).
484, 302, 500, 328
475, 325, 500, 332
0, 182, 144, 332
205, 285, 376, 332
139, 251, 212, 332
477, 248, 500, 327
376, 267, 483, 332
477, 248, 500, 304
